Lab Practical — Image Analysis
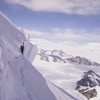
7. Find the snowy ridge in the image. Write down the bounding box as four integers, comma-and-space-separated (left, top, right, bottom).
37, 48, 100, 66
0, 11, 84, 100
0, 11, 16, 27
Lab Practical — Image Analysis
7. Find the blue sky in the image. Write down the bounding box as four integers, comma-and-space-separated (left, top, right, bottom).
0, 0, 100, 43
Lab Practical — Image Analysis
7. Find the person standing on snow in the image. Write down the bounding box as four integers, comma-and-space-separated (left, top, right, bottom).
20, 42, 24, 54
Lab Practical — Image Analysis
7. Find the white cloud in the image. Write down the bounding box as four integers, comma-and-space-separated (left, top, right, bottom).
5, 0, 100, 15
21, 27, 100, 44
50, 28, 100, 43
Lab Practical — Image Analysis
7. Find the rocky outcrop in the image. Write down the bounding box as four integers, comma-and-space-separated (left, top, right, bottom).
82, 89, 97, 100
75, 70, 100, 99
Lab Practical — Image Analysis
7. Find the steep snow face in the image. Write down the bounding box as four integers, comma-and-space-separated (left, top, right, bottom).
0, 11, 84, 100
0, 12, 25, 45
0, 45, 56, 100
0, 11, 38, 63
0, 11, 26, 60
24, 41, 38, 63
0, 11, 57, 100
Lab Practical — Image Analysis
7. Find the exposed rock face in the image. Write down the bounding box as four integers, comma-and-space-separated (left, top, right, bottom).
75, 70, 100, 99
82, 89, 97, 100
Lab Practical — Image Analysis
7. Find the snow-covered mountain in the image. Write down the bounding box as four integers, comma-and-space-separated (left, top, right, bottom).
30, 38, 100, 63
37, 48, 100, 66
30, 39, 100, 99
0, 11, 85, 100
67, 56, 100, 66
38, 49, 71, 63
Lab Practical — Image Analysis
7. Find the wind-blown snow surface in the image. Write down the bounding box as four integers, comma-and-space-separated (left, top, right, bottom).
0, 11, 84, 100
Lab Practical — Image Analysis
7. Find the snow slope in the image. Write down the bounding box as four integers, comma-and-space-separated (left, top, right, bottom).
0, 11, 83, 100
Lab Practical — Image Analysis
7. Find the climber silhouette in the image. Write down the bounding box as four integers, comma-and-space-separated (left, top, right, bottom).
20, 42, 24, 54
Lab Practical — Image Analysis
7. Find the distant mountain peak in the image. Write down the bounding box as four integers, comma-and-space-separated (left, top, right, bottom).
67, 56, 100, 66
37, 48, 100, 66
